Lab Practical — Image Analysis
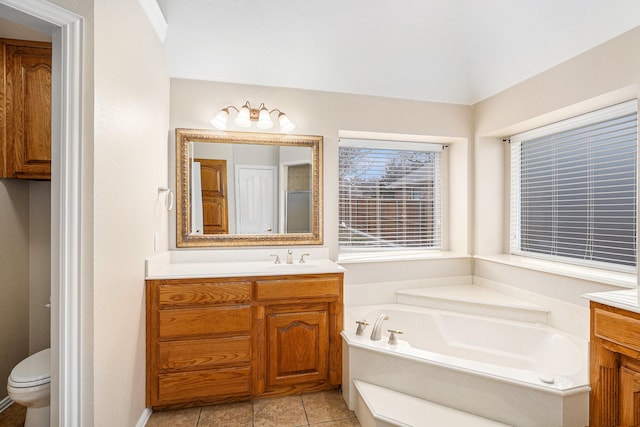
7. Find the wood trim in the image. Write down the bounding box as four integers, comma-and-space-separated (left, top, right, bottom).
590, 301, 640, 426
158, 281, 252, 306
157, 336, 252, 371
594, 307, 640, 353
255, 276, 340, 300
158, 367, 252, 403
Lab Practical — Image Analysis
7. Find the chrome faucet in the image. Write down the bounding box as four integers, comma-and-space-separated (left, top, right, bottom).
370, 314, 389, 341
387, 329, 403, 345
355, 320, 369, 336
299, 253, 310, 263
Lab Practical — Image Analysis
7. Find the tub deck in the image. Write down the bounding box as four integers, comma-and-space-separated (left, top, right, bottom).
396, 284, 549, 323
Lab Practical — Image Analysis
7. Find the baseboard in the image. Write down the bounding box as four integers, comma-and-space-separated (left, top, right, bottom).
135, 407, 153, 427
0, 396, 13, 413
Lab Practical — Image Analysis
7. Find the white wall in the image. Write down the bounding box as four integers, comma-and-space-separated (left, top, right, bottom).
169, 79, 473, 303
44, 0, 170, 425
92, 0, 170, 425
472, 27, 640, 308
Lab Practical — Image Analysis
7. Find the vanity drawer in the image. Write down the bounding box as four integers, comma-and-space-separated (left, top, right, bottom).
158, 306, 251, 339
158, 336, 251, 371
157, 367, 251, 403
256, 276, 340, 300
594, 307, 640, 352
158, 281, 252, 306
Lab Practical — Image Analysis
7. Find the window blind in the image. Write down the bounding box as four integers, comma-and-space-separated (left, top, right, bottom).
510, 101, 638, 270
338, 139, 443, 249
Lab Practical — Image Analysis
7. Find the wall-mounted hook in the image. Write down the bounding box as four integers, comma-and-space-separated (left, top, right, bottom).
158, 186, 174, 211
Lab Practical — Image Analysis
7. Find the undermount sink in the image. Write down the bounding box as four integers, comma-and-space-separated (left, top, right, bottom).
265, 261, 320, 269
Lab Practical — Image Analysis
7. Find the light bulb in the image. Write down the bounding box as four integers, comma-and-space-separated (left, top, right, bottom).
278, 113, 296, 133
257, 107, 274, 129
210, 108, 229, 130
234, 104, 252, 127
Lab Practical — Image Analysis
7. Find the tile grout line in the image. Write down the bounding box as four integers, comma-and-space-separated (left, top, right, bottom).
301, 395, 310, 427
251, 400, 255, 427
195, 406, 203, 427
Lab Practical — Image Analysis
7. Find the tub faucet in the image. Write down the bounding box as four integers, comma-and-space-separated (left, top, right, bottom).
387, 329, 404, 345
355, 320, 369, 336
370, 314, 389, 341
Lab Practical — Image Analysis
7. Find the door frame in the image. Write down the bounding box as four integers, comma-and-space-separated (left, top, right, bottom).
0, 1, 84, 426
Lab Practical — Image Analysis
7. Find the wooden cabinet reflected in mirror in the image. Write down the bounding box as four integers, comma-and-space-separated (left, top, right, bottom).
176, 129, 323, 247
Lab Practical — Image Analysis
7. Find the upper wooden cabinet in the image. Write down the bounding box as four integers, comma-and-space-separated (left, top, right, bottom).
0, 38, 52, 180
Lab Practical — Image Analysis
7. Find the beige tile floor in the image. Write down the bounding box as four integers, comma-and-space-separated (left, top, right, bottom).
0, 390, 359, 427
0, 403, 26, 427
147, 390, 360, 427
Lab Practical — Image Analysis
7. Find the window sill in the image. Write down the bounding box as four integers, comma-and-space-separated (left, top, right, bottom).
474, 254, 636, 289
338, 250, 470, 264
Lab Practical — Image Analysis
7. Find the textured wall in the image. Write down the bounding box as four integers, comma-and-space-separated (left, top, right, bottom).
0, 180, 29, 401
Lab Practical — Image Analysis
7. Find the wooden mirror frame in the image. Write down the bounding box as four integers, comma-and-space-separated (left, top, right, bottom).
176, 128, 323, 247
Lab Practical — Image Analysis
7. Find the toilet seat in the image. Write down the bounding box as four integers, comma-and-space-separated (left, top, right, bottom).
8, 348, 51, 388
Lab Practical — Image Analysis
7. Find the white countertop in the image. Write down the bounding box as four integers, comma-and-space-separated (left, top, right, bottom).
145, 248, 345, 279
583, 288, 640, 314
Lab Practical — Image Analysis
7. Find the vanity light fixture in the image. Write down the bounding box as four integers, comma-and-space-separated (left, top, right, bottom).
210, 101, 296, 133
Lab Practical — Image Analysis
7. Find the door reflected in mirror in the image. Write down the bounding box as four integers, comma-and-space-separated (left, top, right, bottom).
176, 129, 323, 247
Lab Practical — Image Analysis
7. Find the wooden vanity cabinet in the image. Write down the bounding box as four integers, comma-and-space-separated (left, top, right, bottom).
146, 278, 256, 408
146, 273, 343, 409
0, 38, 52, 180
590, 301, 640, 426
256, 275, 343, 396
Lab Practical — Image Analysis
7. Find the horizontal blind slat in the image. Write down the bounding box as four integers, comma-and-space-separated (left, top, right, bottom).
510, 106, 637, 270
339, 144, 442, 249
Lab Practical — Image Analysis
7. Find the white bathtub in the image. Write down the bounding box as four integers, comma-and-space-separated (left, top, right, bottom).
341, 304, 590, 427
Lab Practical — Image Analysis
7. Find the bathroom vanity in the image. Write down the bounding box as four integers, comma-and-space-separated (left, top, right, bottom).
145, 261, 343, 409
586, 290, 640, 426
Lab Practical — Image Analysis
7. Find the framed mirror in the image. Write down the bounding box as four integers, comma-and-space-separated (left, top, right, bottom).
176, 129, 323, 247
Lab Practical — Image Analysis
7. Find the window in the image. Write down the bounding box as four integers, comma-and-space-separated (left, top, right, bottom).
338, 138, 444, 250
510, 101, 638, 271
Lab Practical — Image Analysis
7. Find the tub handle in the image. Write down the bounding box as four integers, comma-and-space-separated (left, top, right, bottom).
355, 320, 369, 336
388, 329, 404, 345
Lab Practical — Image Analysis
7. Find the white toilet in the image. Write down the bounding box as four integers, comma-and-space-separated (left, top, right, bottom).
7, 348, 51, 427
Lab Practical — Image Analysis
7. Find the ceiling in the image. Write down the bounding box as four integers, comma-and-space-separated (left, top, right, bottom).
160, 0, 640, 105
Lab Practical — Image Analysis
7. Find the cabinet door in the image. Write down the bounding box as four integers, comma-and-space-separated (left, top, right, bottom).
266, 308, 329, 388
3, 41, 52, 179
195, 158, 229, 234
620, 364, 640, 425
